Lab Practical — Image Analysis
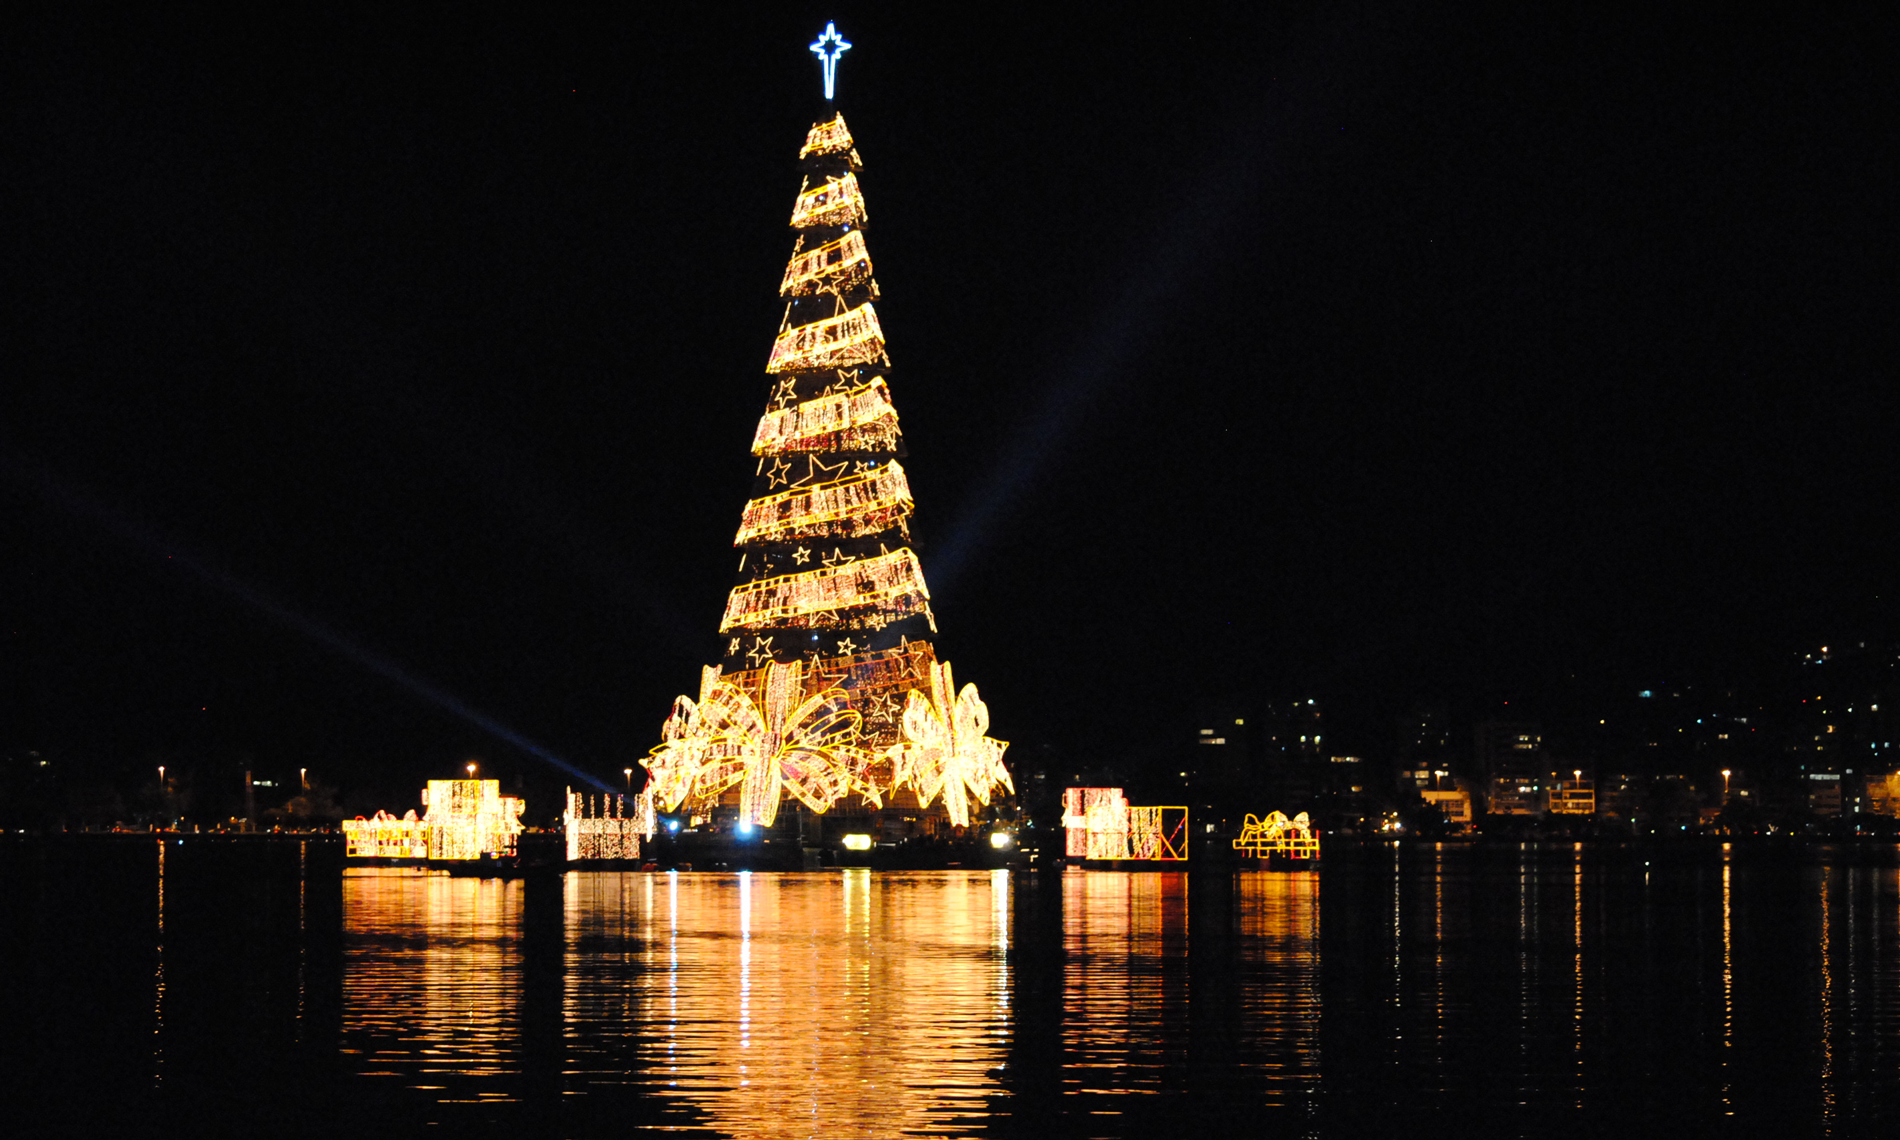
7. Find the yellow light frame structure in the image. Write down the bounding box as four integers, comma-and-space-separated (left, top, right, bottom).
342, 809, 428, 859
751, 374, 899, 455
734, 461, 913, 545
644, 660, 883, 828
1061, 787, 1189, 861
720, 546, 934, 633
421, 779, 525, 861
563, 788, 654, 861
1233, 811, 1320, 860
799, 113, 860, 161
789, 172, 866, 229
889, 660, 1013, 827
721, 638, 938, 749
781, 230, 874, 297
647, 112, 1013, 834
766, 302, 887, 374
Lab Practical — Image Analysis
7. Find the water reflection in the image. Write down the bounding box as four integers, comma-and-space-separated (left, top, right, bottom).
312, 852, 1900, 1136
341, 868, 526, 1100
565, 869, 1011, 1136
153, 838, 166, 1090
1055, 870, 1322, 1128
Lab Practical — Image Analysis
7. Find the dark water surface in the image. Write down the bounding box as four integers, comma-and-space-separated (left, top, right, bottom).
5, 839, 1898, 1138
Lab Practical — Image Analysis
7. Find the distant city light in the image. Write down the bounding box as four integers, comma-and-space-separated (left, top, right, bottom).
842, 833, 873, 851
989, 832, 1011, 850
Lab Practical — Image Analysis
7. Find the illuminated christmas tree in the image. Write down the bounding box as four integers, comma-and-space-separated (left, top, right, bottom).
643, 28, 1011, 832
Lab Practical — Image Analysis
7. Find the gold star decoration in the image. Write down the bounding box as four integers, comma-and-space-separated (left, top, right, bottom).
793, 545, 812, 564
765, 457, 793, 488
835, 637, 857, 655
746, 636, 776, 666
728, 637, 741, 655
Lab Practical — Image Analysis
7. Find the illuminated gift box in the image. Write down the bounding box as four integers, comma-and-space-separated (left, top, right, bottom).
564, 788, 655, 861
1062, 788, 1188, 861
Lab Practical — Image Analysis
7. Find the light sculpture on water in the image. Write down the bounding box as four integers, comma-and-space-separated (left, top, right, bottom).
645, 660, 880, 828
1062, 787, 1189, 861
343, 780, 523, 860
422, 779, 525, 860
1233, 811, 1320, 861
343, 809, 427, 859
891, 660, 1014, 827
644, 89, 1010, 833
564, 788, 652, 861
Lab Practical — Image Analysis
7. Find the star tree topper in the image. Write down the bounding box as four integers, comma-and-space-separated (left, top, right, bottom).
810, 22, 852, 102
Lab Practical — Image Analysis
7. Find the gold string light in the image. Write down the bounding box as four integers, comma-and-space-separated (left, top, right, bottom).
789, 172, 867, 229
721, 640, 938, 748
751, 374, 899, 454
1234, 811, 1320, 858
735, 461, 913, 544
1062, 787, 1189, 861
646, 112, 1013, 832
1233, 811, 1320, 860
720, 547, 934, 632
342, 809, 427, 859
563, 788, 648, 861
798, 113, 860, 162
890, 660, 1012, 827
420, 779, 525, 861
766, 301, 887, 373
644, 660, 880, 827
781, 230, 874, 296
345, 781, 523, 860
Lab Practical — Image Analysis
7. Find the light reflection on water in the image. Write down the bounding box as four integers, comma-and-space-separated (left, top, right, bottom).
310, 853, 1900, 1136
340, 868, 1023, 1134
341, 869, 526, 1096
333, 867, 1330, 1135
565, 869, 1013, 1135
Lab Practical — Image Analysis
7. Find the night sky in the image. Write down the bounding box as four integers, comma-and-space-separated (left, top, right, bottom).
6, 6, 1894, 805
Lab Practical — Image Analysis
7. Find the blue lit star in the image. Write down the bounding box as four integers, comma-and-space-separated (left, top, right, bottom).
809, 23, 852, 102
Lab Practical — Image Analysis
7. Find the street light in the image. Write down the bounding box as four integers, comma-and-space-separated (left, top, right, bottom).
624, 767, 634, 792
466, 761, 478, 778
1722, 769, 1731, 800
300, 767, 308, 789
